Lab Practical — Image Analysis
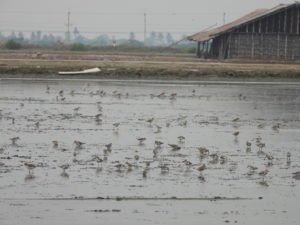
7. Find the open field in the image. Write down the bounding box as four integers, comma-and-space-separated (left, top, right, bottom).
1, 51, 300, 79
0, 79, 299, 224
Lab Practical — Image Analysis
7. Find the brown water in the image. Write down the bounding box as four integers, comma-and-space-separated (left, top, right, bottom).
0, 78, 299, 225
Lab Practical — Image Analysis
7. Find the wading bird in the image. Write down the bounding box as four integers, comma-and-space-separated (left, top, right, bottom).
10, 137, 20, 145
24, 162, 36, 175
137, 137, 146, 145
168, 144, 181, 151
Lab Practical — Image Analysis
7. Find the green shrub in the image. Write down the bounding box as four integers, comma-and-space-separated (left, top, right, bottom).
69, 43, 86, 51
5, 40, 22, 50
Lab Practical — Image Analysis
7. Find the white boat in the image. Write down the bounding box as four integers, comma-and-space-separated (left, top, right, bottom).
58, 67, 101, 75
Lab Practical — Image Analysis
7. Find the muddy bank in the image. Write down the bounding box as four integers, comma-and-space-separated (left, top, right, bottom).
1, 58, 300, 80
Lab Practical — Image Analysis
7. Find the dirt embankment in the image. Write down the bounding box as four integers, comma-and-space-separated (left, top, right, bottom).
1, 51, 300, 80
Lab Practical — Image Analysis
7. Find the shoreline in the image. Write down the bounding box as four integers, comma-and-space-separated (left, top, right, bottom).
1, 52, 300, 80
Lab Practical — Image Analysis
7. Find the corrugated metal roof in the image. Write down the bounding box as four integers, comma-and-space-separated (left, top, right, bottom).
188, 2, 300, 42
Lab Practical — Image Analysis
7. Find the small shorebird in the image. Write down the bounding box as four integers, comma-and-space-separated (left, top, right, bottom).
73, 107, 80, 112
59, 164, 70, 172
146, 118, 154, 124
159, 164, 169, 173
209, 154, 219, 164
125, 162, 133, 171
155, 140, 163, 147
220, 155, 226, 164
248, 165, 258, 171
246, 141, 252, 147
287, 152, 291, 163
198, 174, 205, 182
24, 162, 36, 174
137, 137, 146, 145
34, 121, 40, 129
155, 125, 162, 133
142, 169, 148, 178
265, 154, 273, 161
232, 117, 240, 122
0, 147, 4, 154
74, 141, 85, 148
69, 90, 75, 96
134, 155, 140, 161
59, 90, 64, 96
257, 142, 265, 152
95, 156, 103, 167
115, 163, 124, 172
105, 143, 112, 151
272, 123, 280, 130
258, 169, 269, 181
168, 144, 181, 151
197, 164, 207, 172
233, 131, 240, 137
95, 113, 102, 119
169, 93, 177, 100
52, 140, 58, 148
10, 137, 20, 145
177, 136, 185, 143
113, 122, 120, 128
145, 161, 151, 168
157, 92, 165, 98
183, 160, 192, 168
198, 147, 209, 155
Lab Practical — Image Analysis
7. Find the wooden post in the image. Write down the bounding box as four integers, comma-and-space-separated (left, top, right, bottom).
259, 20, 262, 33
251, 33, 255, 58
291, 8, 294, 33
237, 34, 240, 57
228, 34, 231, 58
277, 34, 280, 58
297, 7, 300, 34
278, 12, 281, 33
261, 34, 263, 58
285, 35, 288, 59
197, 42, 201, 57
284, 9, 287, 33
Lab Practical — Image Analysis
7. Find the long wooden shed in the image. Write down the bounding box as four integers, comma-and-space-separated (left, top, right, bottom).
188, 2, 300, 60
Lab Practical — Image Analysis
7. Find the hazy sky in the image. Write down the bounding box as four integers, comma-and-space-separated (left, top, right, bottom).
0, 0, 295, 40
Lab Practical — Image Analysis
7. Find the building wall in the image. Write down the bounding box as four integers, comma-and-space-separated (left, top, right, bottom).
206, 4, 300, 60
227, 33, 300, 59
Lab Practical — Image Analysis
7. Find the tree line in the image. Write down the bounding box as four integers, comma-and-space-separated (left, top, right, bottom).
0, 27, 195, 47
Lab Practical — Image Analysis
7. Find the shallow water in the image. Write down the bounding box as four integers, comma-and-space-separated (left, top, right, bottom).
0, 79, 300, 224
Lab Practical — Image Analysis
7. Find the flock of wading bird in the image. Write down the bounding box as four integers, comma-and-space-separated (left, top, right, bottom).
0, 85, 299, 186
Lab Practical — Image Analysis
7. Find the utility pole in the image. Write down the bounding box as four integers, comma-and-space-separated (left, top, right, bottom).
144, 11, 147, 44
223, 12, 226, 25
66, 11, 71, 42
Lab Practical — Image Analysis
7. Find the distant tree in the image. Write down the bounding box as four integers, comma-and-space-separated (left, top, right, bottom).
36, 31, 42, 41
95, 34, 111, 45
158, 32, 165, 45
48, 34, 56, 43
42, 34, 49, 42
30, 32, 36, 41
5, 39, 21, 49
129, 32, 135, 40
73, 27, 80, 39
73, 34, 85, 43
69, 43, 86, 51
17, 32, 24, 41
166, 33, 174, 44
150, 32, 156, 40
10, 31, 17, 39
